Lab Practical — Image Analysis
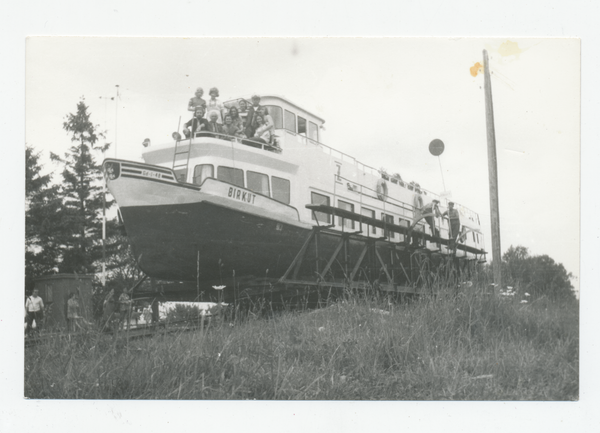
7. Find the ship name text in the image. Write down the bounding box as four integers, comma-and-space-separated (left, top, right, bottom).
228, 187, 257, 204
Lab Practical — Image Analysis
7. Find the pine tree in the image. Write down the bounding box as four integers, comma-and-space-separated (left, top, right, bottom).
51, 98, 114, 274
25, 145, 62, 292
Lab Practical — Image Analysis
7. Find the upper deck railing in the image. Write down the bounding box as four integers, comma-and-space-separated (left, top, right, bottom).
191, 131, 282, 153
184, 127, 480, 222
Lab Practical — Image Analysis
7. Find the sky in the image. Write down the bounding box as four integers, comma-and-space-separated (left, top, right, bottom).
4, 1, 600, 431
25, 37, 580, 291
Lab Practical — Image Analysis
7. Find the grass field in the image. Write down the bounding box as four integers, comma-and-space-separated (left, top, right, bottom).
24, 283, 578, 400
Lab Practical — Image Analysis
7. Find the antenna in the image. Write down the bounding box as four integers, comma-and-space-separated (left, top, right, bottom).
115, 85, 120, 158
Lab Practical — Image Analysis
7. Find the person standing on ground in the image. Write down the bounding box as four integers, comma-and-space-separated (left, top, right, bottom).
118, 291, 132, 331
25, 289, 45, 336
67, 293, 81, 332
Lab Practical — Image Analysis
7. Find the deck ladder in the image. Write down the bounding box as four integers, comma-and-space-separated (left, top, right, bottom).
172, 136, 193, 182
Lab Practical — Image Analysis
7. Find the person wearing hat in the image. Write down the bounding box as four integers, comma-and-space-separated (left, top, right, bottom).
245, 94, 264, 138
442, 201, 461, 245
408, 199, 442, 240
188, 87, 207, 112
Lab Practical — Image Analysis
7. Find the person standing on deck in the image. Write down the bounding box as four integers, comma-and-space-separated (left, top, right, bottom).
188, 87, 207, 112
238, 99, 250, 129
245, 95, 264, 138
25, 289, 44, 336
408, 199, 442, 240
206, 87, 224, 124
442, 202, 461, 247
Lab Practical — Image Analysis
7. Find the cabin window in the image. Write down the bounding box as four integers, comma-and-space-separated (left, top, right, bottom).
382, 213, 395, 239
472, 232, 476, 242
298, 116, 307, 136
361, 207, 377, 235
308, 121, 319, 142
247, 171, 270, 197
338, 200, 355, 229
174, 168, 188, 183
193, 164, 214, 185
264, 105, 283, 129
311, 192, 330, 224
284, 110, 296, 133
272, 176, 291, 204
217, 166, 244, 187
398, 217, 409, 242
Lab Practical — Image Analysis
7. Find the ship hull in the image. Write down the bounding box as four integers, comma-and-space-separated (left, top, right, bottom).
121, 200, 312, 282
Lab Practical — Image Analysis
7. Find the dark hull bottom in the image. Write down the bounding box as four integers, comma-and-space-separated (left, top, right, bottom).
121, 202, 467, 300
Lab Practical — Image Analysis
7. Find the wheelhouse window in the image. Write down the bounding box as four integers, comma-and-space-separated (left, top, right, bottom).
247, 171, 270, 197
217, 166, 244, 187
298, 116, 307, 136
382, 213, 395, 239
308, 121, 319, 142
272, 176, 290, 204
311, 192, 330, 224
264, 105, 283, 129
193, 164, 214, 185
338, 200, 355, 229
284, 110, 296, 133
361, 207, 377, 235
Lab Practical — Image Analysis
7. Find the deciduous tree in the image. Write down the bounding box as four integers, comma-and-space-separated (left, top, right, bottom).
502, 245, 575, 302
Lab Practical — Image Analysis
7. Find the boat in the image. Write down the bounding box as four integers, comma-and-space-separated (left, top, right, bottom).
103, 95, 486, 302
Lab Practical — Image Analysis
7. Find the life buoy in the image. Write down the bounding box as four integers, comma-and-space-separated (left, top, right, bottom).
413, 193, 424, 210
376, 178, 388, 201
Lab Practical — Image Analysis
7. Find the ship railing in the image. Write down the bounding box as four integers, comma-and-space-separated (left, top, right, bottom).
300, 135, 444, 201
328, 173, 488, 251
332, 173, 418, 222
192, 131, 282, 153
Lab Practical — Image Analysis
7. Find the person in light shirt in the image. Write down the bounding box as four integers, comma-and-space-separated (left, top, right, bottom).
257, 106, 275, 133
252, 115, 272, 144
188, 87, 207, 112
25, 289, 45, 336
206, 87, 224, 124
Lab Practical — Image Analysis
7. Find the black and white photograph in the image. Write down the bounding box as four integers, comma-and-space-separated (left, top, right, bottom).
4, 2, 600, 432
23, 35, 580, 397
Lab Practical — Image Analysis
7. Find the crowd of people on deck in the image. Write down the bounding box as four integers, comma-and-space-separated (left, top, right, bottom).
183, 88, 277, 147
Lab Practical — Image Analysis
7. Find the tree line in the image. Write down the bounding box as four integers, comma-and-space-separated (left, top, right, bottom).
25, 98, 143, 302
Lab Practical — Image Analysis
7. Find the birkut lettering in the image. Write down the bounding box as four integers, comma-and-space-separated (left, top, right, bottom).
228, 187, 256, 204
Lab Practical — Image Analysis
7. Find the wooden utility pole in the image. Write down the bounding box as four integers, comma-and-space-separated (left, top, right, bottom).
483, 49, 502, 289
